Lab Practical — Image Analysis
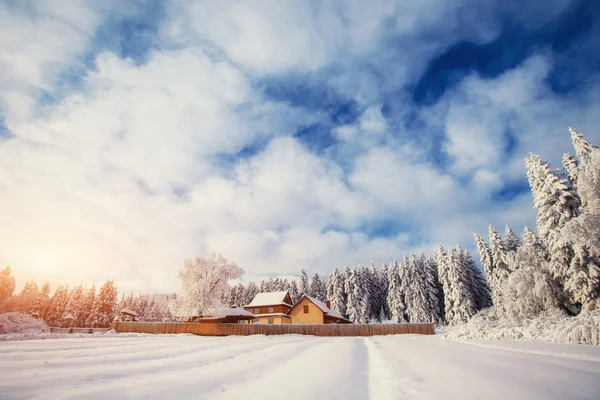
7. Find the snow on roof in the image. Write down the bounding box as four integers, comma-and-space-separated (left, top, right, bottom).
120, 308, 138, 316
303, 295, 344, 319
246, 291, 292, 307
213, 307, 255, 317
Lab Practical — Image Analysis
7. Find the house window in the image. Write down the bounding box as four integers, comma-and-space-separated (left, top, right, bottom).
303, 305, 309, 314
268, 307, 274, 313
255, 308, 260, 314
268, 318, 273, 324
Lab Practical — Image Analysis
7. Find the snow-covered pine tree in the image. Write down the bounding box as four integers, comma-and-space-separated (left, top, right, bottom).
387, 261, 406, 323
299, 269, 309, 296
346, 267, 368, 324
421, 253, 443, 323
461, 249, 493, 311
378, 263, 390, 321
404, 253, 430, 323
93, 280, 118, 328
442, 247, 478, 324
345, 268, 358, 322
367, 262, 380, 321
259, 280, 268, 293
342, 266, 351, 316
245, 281, 259, 305
328, 268, 346, 317
309, 272, 326, 301
46, 285, 69, 326
289, 280, 300, 304
81, 284, 96, 327
356, 265, 369, 323
562, 152, 579, 190
525, 153, 580, 251
504, 225, 522, 253
570, 127, 599, 210
65, 284, 84, 326
489, 224, 512, 281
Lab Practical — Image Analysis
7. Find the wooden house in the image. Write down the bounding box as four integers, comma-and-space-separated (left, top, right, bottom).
120, 308, 138, 322
195, 307, 255, 324
288, 294, 352, 324
243, 291, 293, 324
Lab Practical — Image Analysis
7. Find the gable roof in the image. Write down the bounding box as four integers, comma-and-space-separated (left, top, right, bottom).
296, 294, 352, 323
213, 307, 255, 317
246, 291, 293, 307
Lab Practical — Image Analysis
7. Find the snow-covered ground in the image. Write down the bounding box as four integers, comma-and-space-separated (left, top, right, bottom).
1, 334, 599, 399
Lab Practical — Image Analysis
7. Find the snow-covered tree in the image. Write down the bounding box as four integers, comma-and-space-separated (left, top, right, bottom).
327, 267, 346, 316
93, 280, 118, 327
440, 247, 477, 324
46, 285, 69, 326
569, 127, 600, 214
346, 267, 368, 324
422, 254, 443, 323
504, 225, 522, 253
489, 224, 512, 282
309, 272, 326, 301
65, 284, 84, 326
404, 253, 430, 323
378, 263, 390, 321
169, 254, 243, 319
289, 280, 300, 304
245, 281, 259, 305
526, 153, 580, 250
81, 284, 96, 327
387, 261, 406, 323
299, 269, 309, 296
0, 266, 16, 305
461, 250, 492, 311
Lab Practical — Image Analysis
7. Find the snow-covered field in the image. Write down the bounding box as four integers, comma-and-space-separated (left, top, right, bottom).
1, 334, 599, 399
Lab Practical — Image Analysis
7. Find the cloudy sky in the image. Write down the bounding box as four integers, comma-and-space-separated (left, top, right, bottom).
1, 0, 599, 293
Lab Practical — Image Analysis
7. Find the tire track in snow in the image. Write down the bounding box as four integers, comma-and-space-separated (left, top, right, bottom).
14, 335, 329, 400
364, 337, 424, 399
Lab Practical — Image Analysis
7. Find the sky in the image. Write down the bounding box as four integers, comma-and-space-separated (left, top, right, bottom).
1, 0, 600, 294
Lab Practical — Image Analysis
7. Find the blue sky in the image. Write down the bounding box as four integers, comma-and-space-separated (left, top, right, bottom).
1, 0, 599, 293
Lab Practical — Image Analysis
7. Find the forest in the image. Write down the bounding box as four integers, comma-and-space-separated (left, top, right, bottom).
1, 128, 598, 333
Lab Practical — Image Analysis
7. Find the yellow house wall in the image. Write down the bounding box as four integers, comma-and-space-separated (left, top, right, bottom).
256, 316, 290, 324
289, 297, 324, 324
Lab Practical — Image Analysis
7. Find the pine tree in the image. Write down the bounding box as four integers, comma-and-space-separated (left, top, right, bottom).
404, 253, 430, 323
526, 153, 580, 249
327, 267, 346, 316
569, 127, 600, 214
245, 281, 259, 305
441, 247, 478, 324
367, 262, 381, 321
309, 272, 326, 301
65, 284, 84, 326
562, 152, 579, 190
299, 269, 309, 296
81, 284, 96, 327
378, 263, 390, 320
345, 268, 368, 323
289, 280, 300, 304
0, 266, 16, 306
422, 253, 443, 323
46, 285, 69, 326
504, 225, 522, 253
489, 225, 512, 283
462, 249, 493, 311
387, 261, 406, 323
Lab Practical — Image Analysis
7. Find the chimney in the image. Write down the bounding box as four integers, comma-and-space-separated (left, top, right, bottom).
325, 300, 331, 309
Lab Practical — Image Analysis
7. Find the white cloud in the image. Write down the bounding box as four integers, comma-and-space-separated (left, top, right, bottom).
1, 0, 599, 294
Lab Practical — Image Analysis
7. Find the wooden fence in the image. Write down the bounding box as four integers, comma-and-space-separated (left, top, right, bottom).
112, 321, 435, 337
50, 327, 111, 334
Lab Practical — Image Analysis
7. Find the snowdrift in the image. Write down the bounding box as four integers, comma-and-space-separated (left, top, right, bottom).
0, 312, 49, 335
446, 310, 600, 345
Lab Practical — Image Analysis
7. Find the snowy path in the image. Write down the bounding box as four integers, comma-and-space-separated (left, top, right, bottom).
1, 334, 599, 399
